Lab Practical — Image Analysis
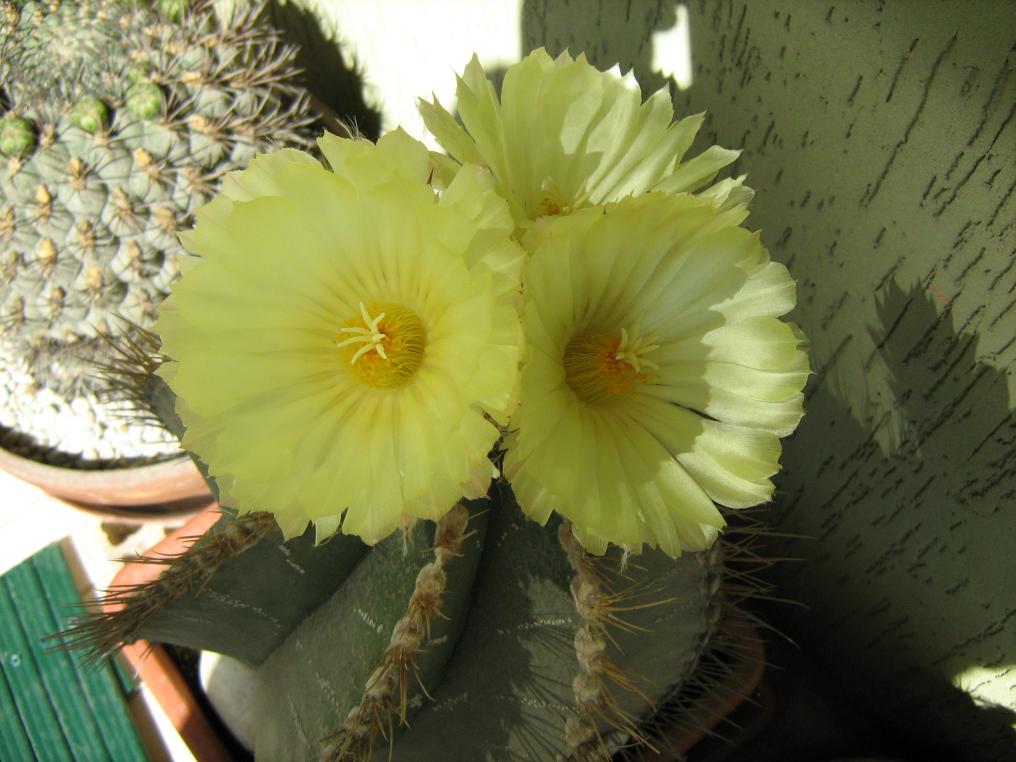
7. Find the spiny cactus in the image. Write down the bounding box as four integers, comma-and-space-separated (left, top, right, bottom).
65, 373, 773, 761
0, 0, 315, 396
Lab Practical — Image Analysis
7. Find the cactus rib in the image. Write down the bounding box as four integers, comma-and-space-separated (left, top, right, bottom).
618, 510, 774, 760
559, 523, 665, 759
323, 504, 473, 762
59, 511, 278, 664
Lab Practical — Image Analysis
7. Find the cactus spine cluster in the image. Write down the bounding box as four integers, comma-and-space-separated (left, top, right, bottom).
0, 0, 314, 395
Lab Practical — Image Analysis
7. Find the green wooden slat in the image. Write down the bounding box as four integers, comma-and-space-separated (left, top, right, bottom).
0, 667, 35, 761
31, 544, 148, 762
0, 579, 74, 761
5, 557, 111, 760
112, 653, 138, 696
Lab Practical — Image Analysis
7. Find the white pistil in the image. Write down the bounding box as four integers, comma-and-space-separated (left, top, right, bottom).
614, 326, 660, 373
336, 302, 388, 364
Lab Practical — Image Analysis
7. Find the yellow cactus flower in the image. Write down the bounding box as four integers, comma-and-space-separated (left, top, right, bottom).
503, 194, 809, 558
157, 129, 524, 544
419, 48, 750, 234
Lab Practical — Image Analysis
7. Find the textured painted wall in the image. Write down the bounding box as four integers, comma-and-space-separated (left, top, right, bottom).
523, 1, 1016, 758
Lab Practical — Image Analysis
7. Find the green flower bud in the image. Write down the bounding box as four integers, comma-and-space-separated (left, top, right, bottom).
127, 63, 153, 83
126, 81, 165, 120
0, 115, 36, 156
70, 97, 109, 133
155, 0, 189, 22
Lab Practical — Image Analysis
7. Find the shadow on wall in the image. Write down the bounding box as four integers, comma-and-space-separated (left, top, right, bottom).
263, 0, 381, 139
776, 282, 1016, 759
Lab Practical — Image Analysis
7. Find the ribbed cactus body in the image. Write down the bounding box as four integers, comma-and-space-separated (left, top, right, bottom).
133, 495, 721, 761
0, 0, 314, 393
69, 376, 754, 761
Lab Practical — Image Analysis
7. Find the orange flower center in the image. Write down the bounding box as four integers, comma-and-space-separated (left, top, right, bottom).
537, 196, 573, 218
563, 327, 659, 403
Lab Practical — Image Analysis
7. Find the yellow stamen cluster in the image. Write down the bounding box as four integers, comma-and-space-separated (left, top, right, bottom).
336, 301, 426, 389
613, 327, 659, 373
563, 326, 659, 404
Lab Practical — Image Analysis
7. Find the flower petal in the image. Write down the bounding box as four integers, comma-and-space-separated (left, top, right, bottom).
420, 48, 747, 227
161, 132, 523, 544
506, 193, 807, 556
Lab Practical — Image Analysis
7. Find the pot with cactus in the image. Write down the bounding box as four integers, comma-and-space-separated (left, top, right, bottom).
0, 0, 317, 513
68, 50, 809, 760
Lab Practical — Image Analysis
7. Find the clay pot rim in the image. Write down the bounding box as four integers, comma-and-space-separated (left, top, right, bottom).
0, 444, 212, 511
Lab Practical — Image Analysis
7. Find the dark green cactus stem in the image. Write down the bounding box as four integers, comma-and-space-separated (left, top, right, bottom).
0, 114, 35, 155
68, 476, 725, 759
125, 81, 164, 119
57, 378, 736, 759
69, 97, 108, 133
62, 351, 760, 761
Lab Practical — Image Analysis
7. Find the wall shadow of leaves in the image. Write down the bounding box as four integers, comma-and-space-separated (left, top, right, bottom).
772, 282, 1016, 760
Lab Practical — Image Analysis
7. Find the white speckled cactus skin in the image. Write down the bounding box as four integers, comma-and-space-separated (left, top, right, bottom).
0, 0, 314, 393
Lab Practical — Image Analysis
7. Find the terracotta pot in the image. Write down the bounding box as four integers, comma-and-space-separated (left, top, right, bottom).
108, 507, 234, 762
0, 446, 213, 520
